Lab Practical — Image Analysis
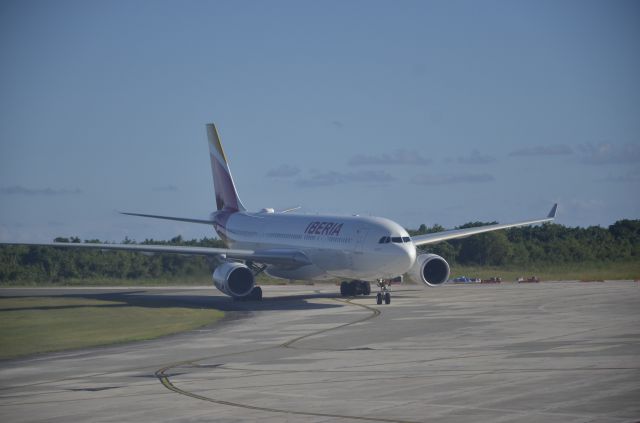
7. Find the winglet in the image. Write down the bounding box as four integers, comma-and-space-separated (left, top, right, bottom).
547, 203, 558, 219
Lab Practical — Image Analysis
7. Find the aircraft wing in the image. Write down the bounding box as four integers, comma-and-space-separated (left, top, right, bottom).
0, 242, 311, 267
411, 204, 557, 247
119, 211, 215, 225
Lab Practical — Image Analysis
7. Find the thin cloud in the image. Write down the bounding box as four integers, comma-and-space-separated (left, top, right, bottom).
565, 198, 604, 214
297, 170, 395, 187
0, 186, 83, 196
578, 142, 640, 165
509, 145, 573, 157
266, 164, 301, 178
601, 168, 640, 182
456, 149, 496, 165
348, 149, 432, 166
411, 173, 494, 185
153, 185, 179, 192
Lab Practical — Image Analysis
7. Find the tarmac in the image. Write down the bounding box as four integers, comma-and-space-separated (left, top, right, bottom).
0, 281, 639, 422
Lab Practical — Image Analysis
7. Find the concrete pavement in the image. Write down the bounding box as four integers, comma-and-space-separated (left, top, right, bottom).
1, 281, 638, 422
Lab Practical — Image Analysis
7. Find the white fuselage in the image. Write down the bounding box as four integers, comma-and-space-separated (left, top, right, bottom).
216, 211, 417, 281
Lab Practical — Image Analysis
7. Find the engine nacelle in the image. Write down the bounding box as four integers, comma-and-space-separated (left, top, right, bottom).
212, 261, 255, 298
408, 254, 450, 286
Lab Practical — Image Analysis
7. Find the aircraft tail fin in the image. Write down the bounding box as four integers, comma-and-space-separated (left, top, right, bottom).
206, 123, 246, 212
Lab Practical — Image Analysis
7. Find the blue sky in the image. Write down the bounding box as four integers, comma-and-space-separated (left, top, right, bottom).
1, 0, 639, 242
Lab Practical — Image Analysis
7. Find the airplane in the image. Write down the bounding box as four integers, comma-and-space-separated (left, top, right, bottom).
2, 124, 557, 304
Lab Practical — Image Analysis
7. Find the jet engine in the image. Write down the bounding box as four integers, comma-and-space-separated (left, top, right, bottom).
408, 254, 450, 286
212, 261, 255, 297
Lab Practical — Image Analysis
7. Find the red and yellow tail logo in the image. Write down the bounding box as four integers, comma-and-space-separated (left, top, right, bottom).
206, 124, 246, 212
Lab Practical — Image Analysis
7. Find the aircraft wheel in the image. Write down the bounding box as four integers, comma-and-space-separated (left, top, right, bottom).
251, 286, 263, 301
350, 280, 361, 296
340, 281, 349, 296
376, 293, 382, 305
384, 292, 391, 304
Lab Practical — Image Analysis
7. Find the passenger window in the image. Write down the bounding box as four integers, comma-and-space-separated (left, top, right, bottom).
402, 237, 411, 243
391, 237, 402, 243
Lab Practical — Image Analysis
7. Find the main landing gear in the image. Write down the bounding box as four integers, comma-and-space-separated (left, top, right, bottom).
340, 280, 371, 297
375, 279, 391, 305
234, 286, 262, 302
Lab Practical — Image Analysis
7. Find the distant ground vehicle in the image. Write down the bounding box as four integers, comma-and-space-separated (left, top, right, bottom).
481, 277, 502, 283
452, 276, 473, 283
517, 276, 540, 283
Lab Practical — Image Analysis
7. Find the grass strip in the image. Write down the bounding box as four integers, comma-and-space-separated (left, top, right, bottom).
448, 261, 640, 282
0, 297, 223, 359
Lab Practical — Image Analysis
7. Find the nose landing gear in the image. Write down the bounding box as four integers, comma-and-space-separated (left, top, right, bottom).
375, 279, 391, 305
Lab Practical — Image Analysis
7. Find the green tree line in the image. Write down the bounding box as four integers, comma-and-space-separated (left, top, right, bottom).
0, 236, 224, 283
412, 219, 640, 266
0, 220, 638, 283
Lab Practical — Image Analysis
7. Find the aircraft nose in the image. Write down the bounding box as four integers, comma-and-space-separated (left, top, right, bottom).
404, 243, 417, 268
391, 242, 416, 271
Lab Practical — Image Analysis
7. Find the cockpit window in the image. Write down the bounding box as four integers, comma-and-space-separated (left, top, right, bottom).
381, 236, 412, 244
